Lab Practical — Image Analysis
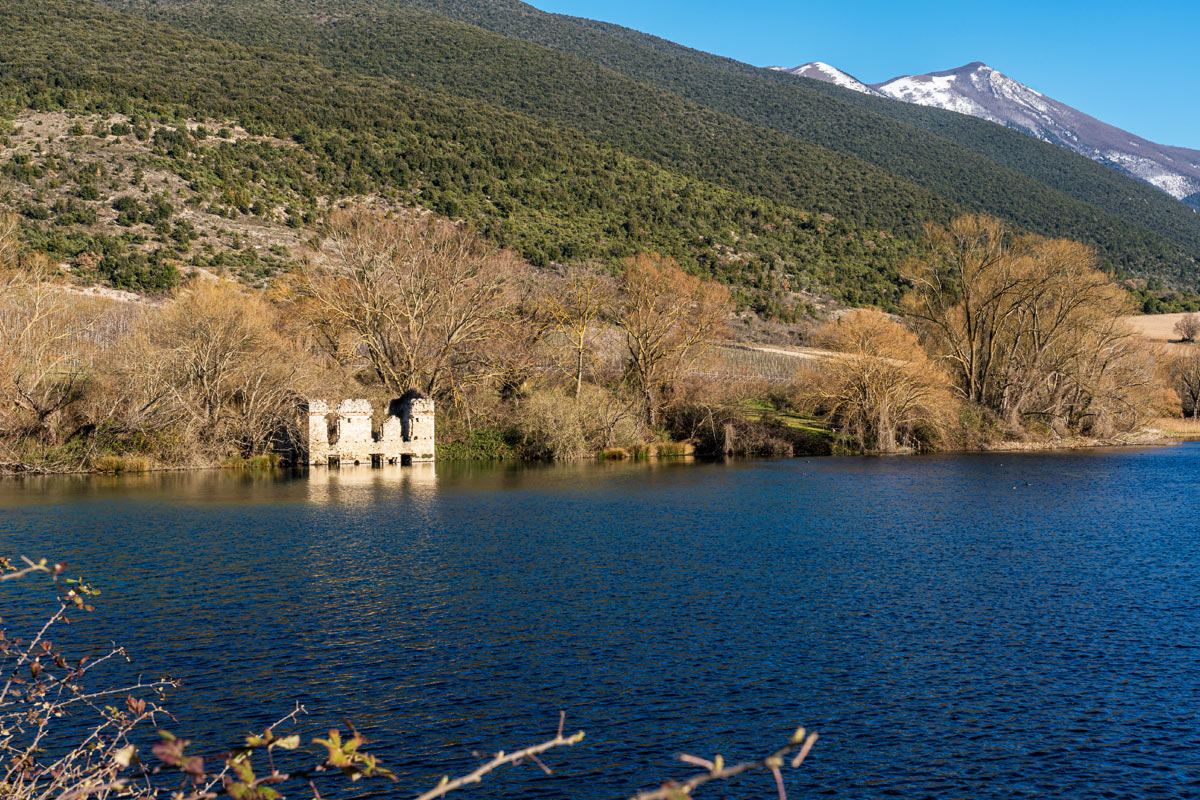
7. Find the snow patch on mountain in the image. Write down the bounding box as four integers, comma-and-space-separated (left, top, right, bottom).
1099, 151, 1200, 199
876, 73, 1001, 121
768, 62, 885, 97
866, 62, 1200, 204
764, 57, 1200, 205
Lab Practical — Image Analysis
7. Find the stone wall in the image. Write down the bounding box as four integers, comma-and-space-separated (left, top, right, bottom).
302, 393, 435, 466
305, 399, 331, 466
402, 397, 435, 452
333, 399, 374, 463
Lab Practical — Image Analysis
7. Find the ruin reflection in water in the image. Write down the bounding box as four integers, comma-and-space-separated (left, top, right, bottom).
304, 462, 438, 504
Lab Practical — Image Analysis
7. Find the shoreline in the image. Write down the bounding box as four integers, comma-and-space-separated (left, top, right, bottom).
3, 429, 1197, 478
975, 429, 1199, 453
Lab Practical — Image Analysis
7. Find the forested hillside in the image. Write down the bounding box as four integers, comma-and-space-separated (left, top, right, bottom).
4, 0, 1200, 311
102, 0, 955, 234
102, 0, 1200, 286
0, 0, 936, 307
393, 0, 1200, 267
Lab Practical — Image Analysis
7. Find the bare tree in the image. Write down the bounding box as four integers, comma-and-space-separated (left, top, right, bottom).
0, 212, 19, 272
901, 215, 1027, 408
0, 255, 101, 449
0, 243, 157, 469
129, 281, 318, 458
1171, 351, 1200, 419
1051, 316, 1168, 437
615, 254, 731, 428
302, 209, 516, 398
1174, 313, 1200, 343
992, 237, 1131, 427
903, 215, 1162, 435
538, 266, 615, 398
486, 270, 552, 402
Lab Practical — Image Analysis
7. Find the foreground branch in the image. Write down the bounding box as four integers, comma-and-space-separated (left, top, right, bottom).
0, 556, 61, 582
633, 727, 819, 800
418, 711, 585, 800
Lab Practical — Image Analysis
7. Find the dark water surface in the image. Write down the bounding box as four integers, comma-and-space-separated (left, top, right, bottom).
3, 447, 1200, 799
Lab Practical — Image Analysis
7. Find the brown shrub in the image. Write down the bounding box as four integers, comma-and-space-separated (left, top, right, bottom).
800, 309, 957, 453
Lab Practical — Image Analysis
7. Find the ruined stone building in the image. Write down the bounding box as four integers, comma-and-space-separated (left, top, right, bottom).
303, 390, 434, 466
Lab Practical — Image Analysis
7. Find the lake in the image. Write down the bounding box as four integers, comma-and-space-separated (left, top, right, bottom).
2, 446, 1200, 798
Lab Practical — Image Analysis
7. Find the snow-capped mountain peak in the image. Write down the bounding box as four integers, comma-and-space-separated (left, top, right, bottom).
866, 62, 1200, 204
767, 62, 885, 97
873, 62, 1051, 131
770, 57, 1200, 208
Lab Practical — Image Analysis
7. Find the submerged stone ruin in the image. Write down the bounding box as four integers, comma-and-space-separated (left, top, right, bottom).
303, 390, 434, 467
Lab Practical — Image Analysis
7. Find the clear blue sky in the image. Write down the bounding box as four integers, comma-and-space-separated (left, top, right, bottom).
532, 0, 1199, 149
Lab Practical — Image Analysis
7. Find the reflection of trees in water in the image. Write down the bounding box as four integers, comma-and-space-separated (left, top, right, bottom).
0, 468, 310, 505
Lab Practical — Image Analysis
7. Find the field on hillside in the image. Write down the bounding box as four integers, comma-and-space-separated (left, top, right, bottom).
1125, 312, 1190, 342
1123, 312, 1200, 356
1150, 417, 1200, 436
703, 343, 838, 385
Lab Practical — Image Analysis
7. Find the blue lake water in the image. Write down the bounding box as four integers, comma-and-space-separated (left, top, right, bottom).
3, 446, 1200, 798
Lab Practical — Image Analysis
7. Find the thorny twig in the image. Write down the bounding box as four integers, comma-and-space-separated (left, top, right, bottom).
416, 711, 585, 800
632, 727, 819, 800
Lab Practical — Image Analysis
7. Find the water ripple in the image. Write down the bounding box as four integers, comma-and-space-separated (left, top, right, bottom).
2, 449, 1200, 797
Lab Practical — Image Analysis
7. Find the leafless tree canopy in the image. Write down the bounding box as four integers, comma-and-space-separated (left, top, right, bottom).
0, 256, 100, 448
302, 209, 520, 400
1174, 313, 1200, 343
537, 265, 615, 399
903, 215, 1164, 436
131, 281, 321, 458
1171, 352, 1200, 418
615, 253, 731, 427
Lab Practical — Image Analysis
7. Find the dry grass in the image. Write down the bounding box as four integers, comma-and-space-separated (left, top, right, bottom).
1122, 313, 1200, 355
92, 455, 149, 473
1148, 417, 1200, 437
599, 442, 694, 460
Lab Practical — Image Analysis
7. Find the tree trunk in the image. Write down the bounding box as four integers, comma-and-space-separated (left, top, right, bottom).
575, 347, 584, 400
876, 409, 896, 454
643, 383, 657, 429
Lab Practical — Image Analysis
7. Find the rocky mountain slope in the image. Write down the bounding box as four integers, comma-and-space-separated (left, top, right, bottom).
778, 59, 1200, 209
